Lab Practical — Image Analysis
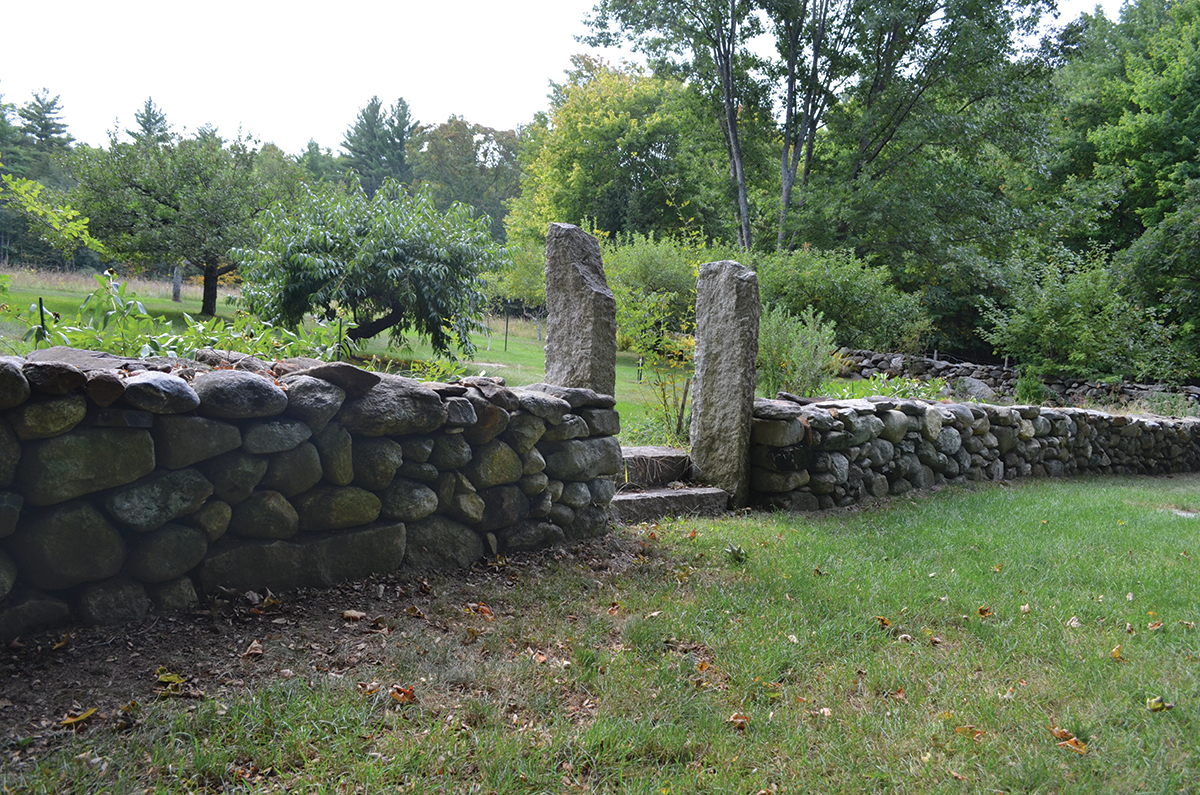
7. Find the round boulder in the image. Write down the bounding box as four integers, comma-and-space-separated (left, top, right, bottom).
192, 370, 288, 419
6, 501, 125, 589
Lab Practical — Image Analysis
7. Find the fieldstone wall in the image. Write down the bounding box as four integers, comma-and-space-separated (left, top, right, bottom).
0, 347, 620, 641
749, 395, 1200, 511
843, 349, 1200, 407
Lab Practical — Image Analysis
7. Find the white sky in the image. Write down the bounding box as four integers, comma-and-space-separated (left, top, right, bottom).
1, 0, 1123, 156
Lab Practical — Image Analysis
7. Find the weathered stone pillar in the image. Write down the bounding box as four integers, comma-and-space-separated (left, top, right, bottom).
544, 223, 617, 396
689, 260, 759, 508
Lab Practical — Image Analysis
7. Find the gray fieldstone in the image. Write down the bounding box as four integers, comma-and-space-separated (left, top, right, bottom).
18, 428, 155, 505
0, 357, 31, 410
195, 521, 405, 594
400, 437, 435, 463
461, 395, 509, 445
447, 492, 486, 525
22, 360, 86, 395
294, 486, 382, 532
405, 515, 484, 569
313, 422, 354, 485
479, 485, 530, 532
105, 468, 214, 532
6, 501, 125, 589
753, 398, 805, 421
565, 505, 610, 541
6, 393, 87, 440
262, 442, 324, 497
0, 420, 18, 489
460, 376, 521, 411
751, 418, 806, 447
443, 396, 478, 426
399, 461, 439, 483
518, 472, 549, 496
336, 374, 447, 436
543, 224, 617, 396
148, 577, 199, 612
522, 382, 617, 410
499, 520, 565, 553
879, 410, 909, 443
85, 369, 125, 407
577, 407, 620, 436
91, 408, 153, 428
286, 362, 380, 398
541, 414, 590, 441
227, 490, 299, 539
501, 412, 546, 453
0, 590, 71, 642
919, 407, 943, 442
380, 477, 439, 522
690, 260, 759, 508
352, 437, 405, 491
520, 448, 546, 475
193, 370, 289, 419
153, 415, 242, 469
183, 499, 232, 542
125, 523, 209, 582
199, 451, 268, 504
0, 550, 16, 601
120, 371, 201, 414
464, 439, 523, 489
281, 374, 346, 433
75, 577, 151, 626
542, 436, 622, 481
0, 491, 21, 539
242, 418, 313, 454
430, 432, 474, 470
588, 477, 616, 505
517, 390, 571, 426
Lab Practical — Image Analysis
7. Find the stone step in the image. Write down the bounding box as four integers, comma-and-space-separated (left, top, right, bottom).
609, 486, 728, 525
619, 445, 693, 488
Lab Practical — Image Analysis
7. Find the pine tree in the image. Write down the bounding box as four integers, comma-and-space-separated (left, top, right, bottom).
127, 97, 171, 145
18, 89, 73, 152
341, 96, 416, 197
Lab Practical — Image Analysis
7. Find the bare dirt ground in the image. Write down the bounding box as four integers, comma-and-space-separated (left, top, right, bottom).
0, 533, 641, 759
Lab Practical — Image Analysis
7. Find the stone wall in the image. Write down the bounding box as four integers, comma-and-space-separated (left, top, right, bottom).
0, 348, 620, 641
750, 395, 1200, 511
842, 349, 1200, 407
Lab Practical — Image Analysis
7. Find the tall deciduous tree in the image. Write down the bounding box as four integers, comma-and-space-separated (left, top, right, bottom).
341, 96, 417, 198
409, 116, 520, 243
584, 0, 764, 249
234, 179, 498, 352
66, 133, 296, 315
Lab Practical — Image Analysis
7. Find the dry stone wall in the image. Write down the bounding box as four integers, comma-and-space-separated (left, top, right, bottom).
750, 395, 1200, 511
0, 347, 620, 641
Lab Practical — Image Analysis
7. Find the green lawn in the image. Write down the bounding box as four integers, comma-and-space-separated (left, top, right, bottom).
5, 475, 1199, 794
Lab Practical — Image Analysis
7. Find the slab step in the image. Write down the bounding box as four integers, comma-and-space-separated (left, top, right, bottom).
620, 446, 693, 489
609, 487, 728, 525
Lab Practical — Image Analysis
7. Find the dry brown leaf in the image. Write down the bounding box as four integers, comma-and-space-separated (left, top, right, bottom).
60, 707, 97, 727
532, 650, 548, 664
52, 632, 71, 650
889, 686, 907, 702
356, 681, 380, 695
727, 712, 751, 731
1126, 623, 1137, 634
477, 603, 494, 619
389, 684, 417, 704
405, 605, 425, 619
992, 564, 1003, 573
1047, 725, 1074, 741
1066, 616, 1082, 629
930, 636, 943, 647
874, 616, 892, 629
1058, 737, 1087, 754
342, 610, 367, 621
607, 602, 621, 615
1148, 621, 1164, 631
955, 725, 985, 742
978, 606, 993, 618
1111, 644, 1128, 662
242, 640, 264, 658
949, 770, 967, 781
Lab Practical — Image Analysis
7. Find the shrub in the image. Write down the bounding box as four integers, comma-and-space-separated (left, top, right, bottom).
601, 233, 703, 356
757, 305, 838, 398
755, 247, 931, 352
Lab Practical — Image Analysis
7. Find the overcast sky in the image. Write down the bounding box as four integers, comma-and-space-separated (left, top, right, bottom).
2, 0, 1123, 156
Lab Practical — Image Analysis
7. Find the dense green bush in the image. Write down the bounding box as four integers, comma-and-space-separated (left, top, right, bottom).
981, 246, 1198, 383
755, 248, 931, 352
601, 233, 707, 354
756, 305, 838, 398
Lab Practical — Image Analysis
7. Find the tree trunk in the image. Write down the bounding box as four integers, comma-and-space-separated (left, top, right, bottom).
201, 262, 218, 316
172, 264, 183, 302
346, 305, 408, 341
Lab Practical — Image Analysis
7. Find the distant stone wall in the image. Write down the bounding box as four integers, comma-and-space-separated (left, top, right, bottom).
750, 395, 1200, 511
842, 349, 1200, 406
0, 347, 619, 641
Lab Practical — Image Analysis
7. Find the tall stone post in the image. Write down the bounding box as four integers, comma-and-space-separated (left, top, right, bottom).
544, 223, 617, 396
689, 260, 759, 508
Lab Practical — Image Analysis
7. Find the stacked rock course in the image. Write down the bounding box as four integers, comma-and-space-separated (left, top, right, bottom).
750, 395, 1200, 511
0, 347, 619, 641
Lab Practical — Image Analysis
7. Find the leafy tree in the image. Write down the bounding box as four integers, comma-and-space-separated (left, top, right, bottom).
0, 84, 34, 178
505, 58, 729, 243
65, 132, 294, 315
234, 179, 499, 352
0, 154, 105, 258
126, 98, 171, 145
297, 138, 342, 183
584, 0, 765, 249
341, 96, 417, 198
409, 116, 520, 242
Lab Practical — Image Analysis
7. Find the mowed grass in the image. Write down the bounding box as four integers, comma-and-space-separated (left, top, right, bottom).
8, 475, 1200, 794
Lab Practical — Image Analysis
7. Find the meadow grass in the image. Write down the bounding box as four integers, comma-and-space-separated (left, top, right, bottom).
6, 475, 1198, 794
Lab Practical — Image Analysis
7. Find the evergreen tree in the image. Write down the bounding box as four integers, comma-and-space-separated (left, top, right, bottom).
341, 96, 416, 197
126, 97, 171, 145
18, 89, 73, 153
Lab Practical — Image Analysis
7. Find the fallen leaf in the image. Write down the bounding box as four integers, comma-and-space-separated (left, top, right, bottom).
999, 687, 1015, 700
389, 684, 417, 704
1111, 644, 1127, 662
956, 725, 985, 742
949, 770, 967, 781
477, 603, 494, 619
1126, 592, 1134, 601
156, 667, 187, 685
816, 707, 832, 718
342, 610, 367, 621
889, 686, 907, 702
60, 707, 97, 727
405, 605, 425, 619
696, 661, 710, 673
992, 564, 1003, 573
930, 636, 943, 647
52, 632, 71, 650
357, 681, 380, 695
813, 566, 825, 576
1020, 604, 1031, 614
1148, 621, 1164, 631
897, 633, 914, 643
1066, 616, 1082, 629
1125, 623, 1136, 634
1146, 696, 1175, 712
787, 634, 799, 644
874, 616, 892, 629
727, 712, 751, 730
279, 669, 294, 679
462, 626, 481, 645
645, 610, 663, 619
607, 602, 620, 615
1179, 621, 1196, 629
1058, 737, 1087, 754
242, 640, 264, 658
532, 650, 548, 664
262, 595, 282, 609
1047, 725, 1074, 741
978, 606, 993, 618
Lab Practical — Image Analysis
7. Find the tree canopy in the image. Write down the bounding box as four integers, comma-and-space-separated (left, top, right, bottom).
234, 179, 499, 353
341, 96, 417, 198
